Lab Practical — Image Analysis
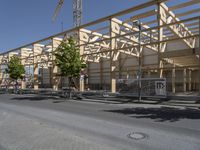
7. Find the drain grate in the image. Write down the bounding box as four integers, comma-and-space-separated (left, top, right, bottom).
127, 132, 148, 140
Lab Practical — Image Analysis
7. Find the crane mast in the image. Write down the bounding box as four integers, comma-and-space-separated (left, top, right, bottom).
73, 0, 82, 27
53, 0, 82, 27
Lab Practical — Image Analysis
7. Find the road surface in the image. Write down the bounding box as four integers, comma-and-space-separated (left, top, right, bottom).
0, 94, 199, 150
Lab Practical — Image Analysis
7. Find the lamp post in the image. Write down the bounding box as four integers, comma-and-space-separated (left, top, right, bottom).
133, 20, 142, 102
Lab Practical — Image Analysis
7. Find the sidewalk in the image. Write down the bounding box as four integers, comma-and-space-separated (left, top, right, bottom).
1, 89, 200, 109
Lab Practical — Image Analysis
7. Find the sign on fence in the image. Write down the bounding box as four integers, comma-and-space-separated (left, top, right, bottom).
117, 78, 167, 98
155, 81, 166, 96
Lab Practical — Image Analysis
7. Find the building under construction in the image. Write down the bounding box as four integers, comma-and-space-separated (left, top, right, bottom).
0, 0, 200, 96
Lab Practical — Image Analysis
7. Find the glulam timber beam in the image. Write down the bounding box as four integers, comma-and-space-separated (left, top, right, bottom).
0, 0, 171, 58
21, 48, 33, 65
173, 57, 199, 66
78, 16, 199, 56
160, 3, 195, 48
80, 26, 140, 62
79, 28, 110, 62
0, 55, 9, 65
111, 18, 158, 52
8, 52, 19, 60
161, 48, 200, 58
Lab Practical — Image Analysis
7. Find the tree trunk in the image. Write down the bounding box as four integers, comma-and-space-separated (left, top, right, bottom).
68, 76, 72, 99
72, 77, 79, 89
15, 80, 18, 94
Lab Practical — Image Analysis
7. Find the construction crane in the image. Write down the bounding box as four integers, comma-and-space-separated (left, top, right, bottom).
52, 0, 82, 27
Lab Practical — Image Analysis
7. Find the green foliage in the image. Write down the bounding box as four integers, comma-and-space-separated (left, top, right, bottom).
54, 37, 86, 77
6, 55, 25, 80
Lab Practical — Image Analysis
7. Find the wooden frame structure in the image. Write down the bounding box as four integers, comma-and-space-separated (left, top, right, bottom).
0, 0, 200, 95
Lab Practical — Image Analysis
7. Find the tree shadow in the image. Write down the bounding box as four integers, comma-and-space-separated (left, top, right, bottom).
195, 100, 200, 104
81, 96, 167, 105
11, 95, 60, 101
104, 106, 200, 122
53, 100, 67, 103
73, 98, 124, 104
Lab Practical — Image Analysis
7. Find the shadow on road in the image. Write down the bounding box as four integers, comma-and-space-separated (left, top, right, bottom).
11, 95, 60, 101
53, 100, 66, 103
104, 106, 200, 122
75, 97, 167, 105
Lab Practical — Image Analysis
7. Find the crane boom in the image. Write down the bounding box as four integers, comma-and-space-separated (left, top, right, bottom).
52, 0, 82, 27
52, 0, 64, 22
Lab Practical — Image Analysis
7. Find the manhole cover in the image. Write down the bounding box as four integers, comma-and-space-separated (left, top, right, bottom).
127, 132, 148, 140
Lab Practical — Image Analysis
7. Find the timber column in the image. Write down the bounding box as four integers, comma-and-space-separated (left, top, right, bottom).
33, 44, 43, 90
100, 58, 103, 89
183, 69, 187, 92
20, 48, 26, 89
110, 18, 118, 93
0, 56, 2, 83
79, 30, 85, 92
172, 65, 176, 94
52, 38, 62, 91
199, 17, 200, 95
157, 2, 164, 78
188, 69, 191, 91
118, 53, 122, 79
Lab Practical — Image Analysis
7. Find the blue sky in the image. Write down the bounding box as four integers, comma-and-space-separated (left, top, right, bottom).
0, 0, 148, 52
0, 0, 199, 53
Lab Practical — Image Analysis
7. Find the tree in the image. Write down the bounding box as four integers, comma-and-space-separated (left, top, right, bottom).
6, 55, 25, 92
54, 37, 86, 89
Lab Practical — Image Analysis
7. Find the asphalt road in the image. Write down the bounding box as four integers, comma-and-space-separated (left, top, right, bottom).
0, 94, 200, 150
